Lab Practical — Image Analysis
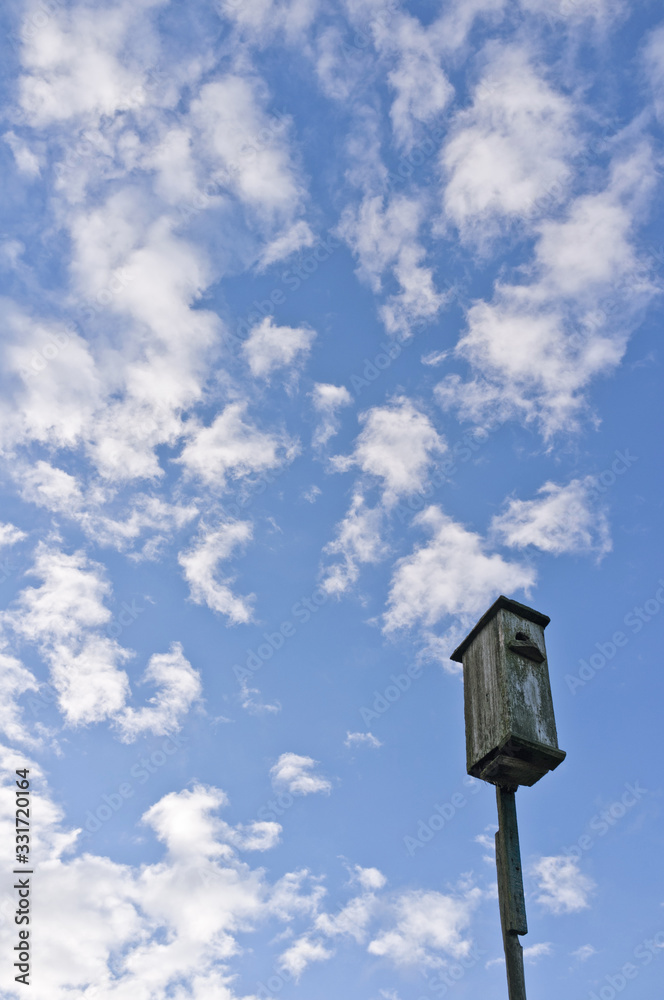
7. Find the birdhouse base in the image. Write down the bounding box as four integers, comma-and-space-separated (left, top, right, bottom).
469, 735, 566, 788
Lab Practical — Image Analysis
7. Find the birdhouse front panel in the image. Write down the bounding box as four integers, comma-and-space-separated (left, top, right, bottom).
451, 596, 566, 788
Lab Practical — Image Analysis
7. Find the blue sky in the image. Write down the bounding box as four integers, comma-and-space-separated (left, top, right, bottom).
0, 0, 663, 998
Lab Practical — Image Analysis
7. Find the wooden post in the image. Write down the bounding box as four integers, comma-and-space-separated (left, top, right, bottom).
451, 597, 566, 1000
495, 785, 527, 1000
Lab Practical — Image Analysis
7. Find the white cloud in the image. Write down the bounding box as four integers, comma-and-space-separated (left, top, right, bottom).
15, 462, 198, 558
519, 0, 626, 24
177, 402, 297, 489
3, 543, 116, 645
17, 0, 166, 127
278, 934, 334, 980
270, 752, 332, 796
16, 460, 84, 512
345, 731, 383, 749
1, 308, 103, 455
572, 943, 597, 961
85, 496, 200, 559
441, 46, 578, 243
315, 892, 378, 942
352, 865, 387, 891
334, 397, 446, 503
0, 650, 40, 745
0, 522, 26, 548
531, 855, 595, 914
190, 75, 304, 222
523, 941, 553, 962
257, 219, 316, 270
219, 0, 319, 46
143, 783, 278, 861
367, 888, 481, 968
436, 146, 658, 438
644, 25, 664, 123
178, 521, 255, 624
321, 492, 386, 595
239, 678, 282, 716
384, 506, 535, 633
0, 544, 204, 734
3, 131, 41, 176
0, 748, 333, 1000
242, 316, 316, 379
491, 477, 611, 556
115, 642, 202, 741
432, 0, 508, 53
48, 635, 133, 727
311, 383, 352, 449
383, 15, 453, 151
338, 194, 447, 338
321, 399, 448, 595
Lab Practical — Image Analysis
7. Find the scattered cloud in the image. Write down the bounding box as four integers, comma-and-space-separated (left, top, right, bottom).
383, 505, 535, 633
338, 194, 448, 338
3, 130, 41, 177
239, 678, 282, 716
270, 752, 332, 796
321, 491, 387, 595
440, 45, 579, 244
278, 934, 334, 980
367, 887, 482, 968
383, 13, 454, 152
242, 316, 316, 379
436, 145, 658, 438
644, 24, 664, 123
531, 855, 596, 914
312, 383, 353, 449
178, 521, 255, 624
352, 865, 388, 891
115, 642, 203, 742
0, 650, 40, 746
523, 941, 553, 963
177, 403, 298, 489
333, 397, 446, 504
0, 522, 27, 548
491, 476, 612, 557
572, 943, 597, 961
345, 731, 383, 749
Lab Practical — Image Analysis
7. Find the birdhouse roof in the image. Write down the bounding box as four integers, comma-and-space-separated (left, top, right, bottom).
450, 595, 550, 663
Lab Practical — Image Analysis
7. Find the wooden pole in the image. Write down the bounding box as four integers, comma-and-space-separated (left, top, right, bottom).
495, 785, 527, 1000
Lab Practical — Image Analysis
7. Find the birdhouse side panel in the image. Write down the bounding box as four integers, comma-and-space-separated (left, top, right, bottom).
463, 617, 510, 775
500, 609, 560, 750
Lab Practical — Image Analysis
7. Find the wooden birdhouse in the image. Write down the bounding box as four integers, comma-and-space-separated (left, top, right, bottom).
450, 596, 566, 788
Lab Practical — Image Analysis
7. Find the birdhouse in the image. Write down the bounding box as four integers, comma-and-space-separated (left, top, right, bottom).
450, 596, 565, 788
